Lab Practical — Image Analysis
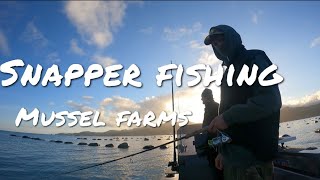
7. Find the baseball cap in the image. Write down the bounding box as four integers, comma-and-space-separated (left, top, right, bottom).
204, 27, 224, 45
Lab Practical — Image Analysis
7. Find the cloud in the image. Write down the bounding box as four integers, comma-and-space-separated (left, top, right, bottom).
65, 1, 127, 48
139, 27, 153, 34
82, 96, 94, 100
66, 99, 118, 128
284, 90, 320, 107
100, 98, 113, 106
66, 83, 221, 129
163, 22, 202, 41
97, 95, 165, 128
66, 100, 94, 112
251, 10, 263, 25
188, 39, 221, 65
310, 36, 320, 48
252, 13, 258, 24
0, 30, 10, 56
46, 52, 61, 64
21, 21, 48, 48
111, 96, 141, 112
92, 55, 117, 67
197, 49, 221, 66
64, 87, 320, 132
189, 40, 206, 50
70, 39, 85, 55
125, 86, 220, 124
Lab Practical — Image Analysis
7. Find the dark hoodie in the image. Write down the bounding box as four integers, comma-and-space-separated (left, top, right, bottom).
206, 25, 282, 166
209, 25, 245, 65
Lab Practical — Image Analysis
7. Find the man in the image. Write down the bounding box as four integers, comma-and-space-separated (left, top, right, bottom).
201, 88, 219, 128
205, 25, 282, 180
201, 88, 223, 179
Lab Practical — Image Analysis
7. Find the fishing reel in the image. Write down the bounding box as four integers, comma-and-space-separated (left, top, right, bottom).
208, 131, 232, 147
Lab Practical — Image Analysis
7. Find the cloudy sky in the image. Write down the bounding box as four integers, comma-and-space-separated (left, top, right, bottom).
0, 1, 319, 134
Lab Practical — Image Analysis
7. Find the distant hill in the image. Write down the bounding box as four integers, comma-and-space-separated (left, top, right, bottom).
59, 103, 320, 136
280, 103, 320, 122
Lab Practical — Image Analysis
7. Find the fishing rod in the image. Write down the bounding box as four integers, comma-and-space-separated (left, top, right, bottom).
168, 60, 178, 171
60, 126, 209, 176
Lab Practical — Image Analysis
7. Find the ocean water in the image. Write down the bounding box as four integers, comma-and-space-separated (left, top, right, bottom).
0, 116, 319, 180
0, 132, 174, 180
279, 116, 320, 153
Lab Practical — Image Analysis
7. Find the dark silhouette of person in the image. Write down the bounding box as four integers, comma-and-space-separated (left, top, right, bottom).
206, 25, 282, 180
202, 88, 219, 128
201, 88, 223, 179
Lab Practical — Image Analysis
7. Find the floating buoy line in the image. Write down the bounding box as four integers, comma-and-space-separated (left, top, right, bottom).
59, 127, 208, 176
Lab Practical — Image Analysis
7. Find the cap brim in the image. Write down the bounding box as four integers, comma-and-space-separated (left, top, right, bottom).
204, 35, 212, 45
204, 31, 224, 45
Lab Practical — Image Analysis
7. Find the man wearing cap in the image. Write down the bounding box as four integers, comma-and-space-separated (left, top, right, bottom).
206, 25, 282, 180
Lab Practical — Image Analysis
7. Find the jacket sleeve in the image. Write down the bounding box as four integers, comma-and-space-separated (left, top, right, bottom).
222, 53, 282, 126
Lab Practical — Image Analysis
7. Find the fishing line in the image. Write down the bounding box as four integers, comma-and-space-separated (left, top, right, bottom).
58, 126, 209, 176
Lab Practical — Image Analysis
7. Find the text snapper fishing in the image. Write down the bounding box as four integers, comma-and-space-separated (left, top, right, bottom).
0, 59, 284, 128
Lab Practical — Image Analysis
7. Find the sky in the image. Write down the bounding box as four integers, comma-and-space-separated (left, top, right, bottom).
0, 1, 319, 134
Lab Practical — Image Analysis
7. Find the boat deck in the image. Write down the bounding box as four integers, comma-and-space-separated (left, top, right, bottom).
178, 135, 218, 180
176, 134, 320, 180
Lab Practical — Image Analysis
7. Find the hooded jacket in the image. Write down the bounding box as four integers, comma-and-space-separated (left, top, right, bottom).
208, 25, 282, 162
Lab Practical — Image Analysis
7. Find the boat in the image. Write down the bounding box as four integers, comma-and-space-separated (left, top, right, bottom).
163, 124, 320, 180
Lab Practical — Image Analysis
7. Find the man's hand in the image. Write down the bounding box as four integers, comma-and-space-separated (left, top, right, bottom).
215, 153, 223, 170
208, 115, 228, 134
